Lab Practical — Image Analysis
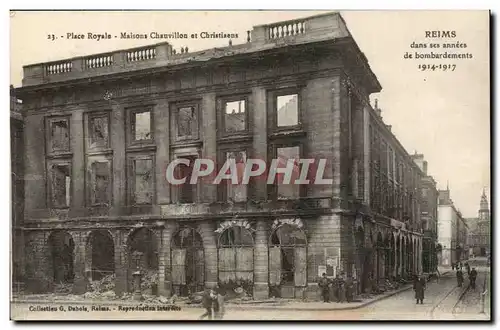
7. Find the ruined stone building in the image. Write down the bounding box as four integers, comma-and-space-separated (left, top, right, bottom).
15, 12, 424, 299
11, 86, 25, 286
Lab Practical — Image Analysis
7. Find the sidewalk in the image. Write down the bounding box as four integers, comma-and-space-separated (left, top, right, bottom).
12, 284, 414, 311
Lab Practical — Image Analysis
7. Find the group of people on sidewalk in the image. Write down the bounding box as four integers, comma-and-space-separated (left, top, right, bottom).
454, 261, 478, 289
317, 273, 354, 303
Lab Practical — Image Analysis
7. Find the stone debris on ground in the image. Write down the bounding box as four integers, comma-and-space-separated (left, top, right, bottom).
140, 270, 159, 291
90, 274, 116, 293
54, 283, 73, 295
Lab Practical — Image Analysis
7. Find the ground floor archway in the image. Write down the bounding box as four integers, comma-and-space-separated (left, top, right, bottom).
85, 230, 115, 281
171, 227, 205, 296
127, 227, 159, 292
48, 230, 75, 284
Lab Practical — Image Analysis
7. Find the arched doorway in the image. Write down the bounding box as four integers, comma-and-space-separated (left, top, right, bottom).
355, 226, 367, 293
85, 230, 115, 281
48, 230, 75, 284
395, 235, 401, 278
127, 227, 158, 292
218, 226, 254, 293
171, 227, 204, 296
375, 232, 384, 287
269, 224, 307, 298
402, 237, 407, 279
384, 235, 393, 280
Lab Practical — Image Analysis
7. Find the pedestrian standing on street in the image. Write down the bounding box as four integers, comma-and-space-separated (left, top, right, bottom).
336, 273, 346, 303
318, 273, 331, 303
466, 263, 471, 276
469, 267, 478, 290
414, 274, 426, 304
199, 288, 216, 320
213, 287, 225, 320
345, 275, 354, 303
456, 269, 464, 287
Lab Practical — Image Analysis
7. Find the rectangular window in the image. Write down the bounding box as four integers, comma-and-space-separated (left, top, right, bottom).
89, 115, 109, 148
225, 150, 247, 202
50, 164, 71, 208
49, 118, 70, 152
177, 106, 198, 139
276, 94, 299, 127
224, 100, 246, 133
177, 155, 197, 204
90, 161, 110, 205
131, 110, 152, 142
276, 146, 300, 199
132, 158, 154, 205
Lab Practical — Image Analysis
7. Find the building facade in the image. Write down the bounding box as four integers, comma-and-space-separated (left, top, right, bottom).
467, 190, 490, 257
16, 12, 424, 299
412, 154, 438, 274
11, 86, 25, 286
437, 188, 468, 266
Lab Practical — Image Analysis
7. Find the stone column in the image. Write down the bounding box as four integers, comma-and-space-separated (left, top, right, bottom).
71, 111, 85, 209
155, 98, 171, 205
110, 102, 126, 215
70, 231, 88, 294
198, 221, 218, 288
113, 229, 128, 296
251, 87, 267, 201
253, 219, 269, 299
201, 93, 217, 203
157, 222, 176, 297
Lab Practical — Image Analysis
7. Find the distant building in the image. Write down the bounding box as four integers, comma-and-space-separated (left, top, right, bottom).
412, 153, 438, 273
467, 190, 490, 257
437, 187, 469, 266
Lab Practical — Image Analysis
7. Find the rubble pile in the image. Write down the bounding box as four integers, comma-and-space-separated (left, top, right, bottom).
54, 283, 73, 295
90, 274, 116, 293
140, 270, 159, 291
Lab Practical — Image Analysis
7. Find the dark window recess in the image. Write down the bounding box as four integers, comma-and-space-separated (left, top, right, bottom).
51, 164, 71, 208
177, 156, 197, 204
91, 162, 110, 205
51, 120, 70, 151
225, 151, 247, 202
276, 94, 298, 127
224, 100, 246, 133
178, 107, 197, 138
132, 111, 152, 141
89, 116, 109, 148
276, 146, 300, 199
133, 159, 153, 204
269, 225, 307, 286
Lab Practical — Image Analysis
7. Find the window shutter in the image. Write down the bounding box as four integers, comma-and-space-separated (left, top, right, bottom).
236, 247, 254, 282
294, 247, 307, 287
269, 247, 282, 285
218, 248, 236, 282
194, 249, 205, 284
171, 249, 187, 285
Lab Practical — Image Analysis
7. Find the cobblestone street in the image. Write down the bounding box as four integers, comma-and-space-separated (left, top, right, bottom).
11, 272, 490, 321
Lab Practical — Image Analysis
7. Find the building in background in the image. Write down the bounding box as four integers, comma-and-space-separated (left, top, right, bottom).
11, 85, 25, 287
437, 187, 469, 266
412, 153, 438, 274
15, 12, 424, 299
467, 190, 490, 257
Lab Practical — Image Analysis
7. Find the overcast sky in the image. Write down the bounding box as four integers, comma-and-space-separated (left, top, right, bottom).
10, 10, 490, 217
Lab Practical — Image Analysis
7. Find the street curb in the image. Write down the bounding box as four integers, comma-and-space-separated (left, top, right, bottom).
11, 285, 414, 312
